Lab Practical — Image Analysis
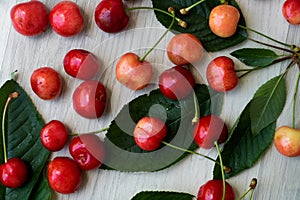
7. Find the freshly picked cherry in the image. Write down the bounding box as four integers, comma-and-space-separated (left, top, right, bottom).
69, 134, 105, 170
94, 0, 129, 33
282, 0, 300, 25
10, 1, 48, 36
197, 180, 235, 200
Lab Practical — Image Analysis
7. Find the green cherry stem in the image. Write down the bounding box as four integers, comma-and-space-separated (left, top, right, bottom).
237, 178, 258, 200
69, 126, 110, 137
127, 7, 187, 28
2, 92, 19, 163
138, 9, 176, 62
215, 141, 226, 200
292, 71, 300, 129
179, 0, 206, 15
192, 92, 200, 125
239, 25, 293, 48
248, 38, 295, 54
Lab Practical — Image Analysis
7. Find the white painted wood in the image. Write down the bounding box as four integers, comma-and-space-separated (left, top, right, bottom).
0, 0, 299, 199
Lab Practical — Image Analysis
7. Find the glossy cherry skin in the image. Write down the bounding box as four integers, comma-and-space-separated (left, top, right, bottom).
134, 117, 168, 151
94, 0, 129, 33
166, 33, 203, 66
198, 180, 235, 200
116, 52, 153, 90
10, 1, 48, 36
47, 157, 82, 194
69, 134, 104, 170
274, 126, 300, 157
30, 67, 62, 100
209, 5, 240, 38
40, 120, 69, 152
72, 80, 107, 119
206, 56, 238, 92
0, 158, 28, 188
193, 115, 228, 149
49, 1, 84, 37
63, 49, 100, 80
159, 66, 196, 100
282, 0, 300, 25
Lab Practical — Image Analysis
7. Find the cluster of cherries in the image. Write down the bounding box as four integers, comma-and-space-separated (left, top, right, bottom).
4, 0, 255, 199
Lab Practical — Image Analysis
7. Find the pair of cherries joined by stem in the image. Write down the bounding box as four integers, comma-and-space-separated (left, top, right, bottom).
11, 1, 84, 37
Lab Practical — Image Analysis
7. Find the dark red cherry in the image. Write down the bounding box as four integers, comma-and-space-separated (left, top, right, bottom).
198, 180, 235, 200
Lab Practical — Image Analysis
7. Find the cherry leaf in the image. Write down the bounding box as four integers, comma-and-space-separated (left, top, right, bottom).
131, 191, 195, 200
250, 74, 286, 135
0, 80, 51, 200
151, 0, 247, 52
101, 84, 223, 172
230, 48, 279, 67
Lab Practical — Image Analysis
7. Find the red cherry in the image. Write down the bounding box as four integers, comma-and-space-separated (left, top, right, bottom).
193, 115, 228, 149
72, 80, 107, 119
166, 33, 203, 66
116, 52, 153, 90
47, 157, 82, 194
10, 1, 48, 36
30, 67, 62, 100
69, 134, 104, 170
282, 0, 300, 25
40, 120, 69, 152
94, 0, 129, 33
134, 117, 168, 151
0, 158, 28, 188
197, 180, 235, 200
63, 49, 100, 80
159, 66, 196, 100
49, 1, 84, 37
206, 56, 238, 92
274, 126, 300, 157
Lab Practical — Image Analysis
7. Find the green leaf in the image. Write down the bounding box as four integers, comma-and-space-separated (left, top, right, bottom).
29, 173, 51, 200
101, 84, 223, 172
151, 0, 248, 52
0, 80, 51, 200
230, 48, 279, 67
213, 102, 276, 179
131, 191, 195, 200
250, 74, 286, 135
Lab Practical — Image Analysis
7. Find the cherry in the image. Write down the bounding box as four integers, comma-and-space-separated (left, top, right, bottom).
134, 117, 168, 151
69, 134, 104, 170
197, 180, 235, 200
115, 52, 153, 90
209, 5, 240, 38
0, 158, 28, 188
49, 1, 84, 37
30, 67, 62, 100
282, 0, 300, 25
274, 126, 300, 157
40, 120, 69, 152
159, 66, 196, 100
47, 157, 82, 194
206, 56, 238, 92
94, 0, 129, 33
10, 1, 48, 36
63, 49, 100, 80
166, 33, 203, 66
72, 80, 107, 119
193, 115, 228, 149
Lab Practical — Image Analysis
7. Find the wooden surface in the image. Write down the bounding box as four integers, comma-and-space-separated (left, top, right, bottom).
1, 0, 300, 199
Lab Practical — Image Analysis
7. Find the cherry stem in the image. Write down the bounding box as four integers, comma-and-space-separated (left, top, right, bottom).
10, 70, 18, 80
180, 0, 206, 15
215, 141, 226, 200
248, 38, 295, 54
2, 92, 19, 163
192, 92, 199, 125
292, 72, 300, 129
239, 25, 293, 48
237, 178, 257, 200
69, 127, 110, 137
127, 6, 187, 28
138, 9, 176, 62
